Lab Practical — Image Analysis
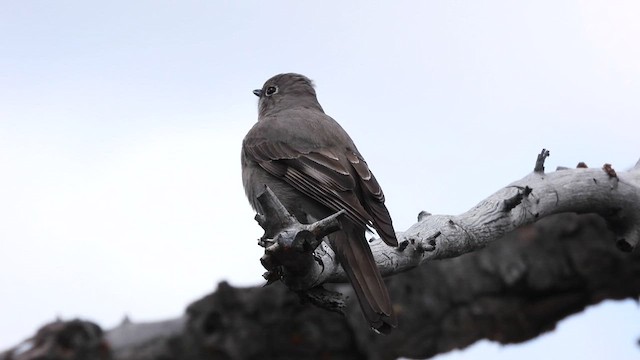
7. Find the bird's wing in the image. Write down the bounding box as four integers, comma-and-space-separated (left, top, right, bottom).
244, 139, 398, 246
343, 151, 398, 246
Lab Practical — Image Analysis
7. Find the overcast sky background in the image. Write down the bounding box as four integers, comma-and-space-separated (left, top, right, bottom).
1, 1, 639, 358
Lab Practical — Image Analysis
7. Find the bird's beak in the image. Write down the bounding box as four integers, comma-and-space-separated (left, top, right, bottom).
253, 89, 262, 97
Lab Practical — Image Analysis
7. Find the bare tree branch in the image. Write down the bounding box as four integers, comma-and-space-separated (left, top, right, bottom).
259, 151, 640, 291
4, 212, 638, 360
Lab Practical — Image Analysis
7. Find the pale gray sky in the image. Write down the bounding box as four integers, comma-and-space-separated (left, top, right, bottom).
1, 1, 638, 358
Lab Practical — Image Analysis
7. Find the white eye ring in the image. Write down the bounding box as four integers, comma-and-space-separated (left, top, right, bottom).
265, 86, 278, 96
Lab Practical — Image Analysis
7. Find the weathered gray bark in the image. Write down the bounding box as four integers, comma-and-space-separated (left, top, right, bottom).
2, 154, 639, 360
262, 153, 640, 289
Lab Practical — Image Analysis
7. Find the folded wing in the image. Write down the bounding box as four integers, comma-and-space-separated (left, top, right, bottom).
244, 140, 397, 247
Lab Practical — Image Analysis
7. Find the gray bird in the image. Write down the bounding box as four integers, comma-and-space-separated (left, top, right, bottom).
241, 73, 398, 333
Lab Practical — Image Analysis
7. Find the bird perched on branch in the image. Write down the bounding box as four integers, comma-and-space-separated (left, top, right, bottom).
241, 73, 398, 333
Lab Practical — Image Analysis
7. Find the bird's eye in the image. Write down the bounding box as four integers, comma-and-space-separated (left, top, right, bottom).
265, 86, 278, 96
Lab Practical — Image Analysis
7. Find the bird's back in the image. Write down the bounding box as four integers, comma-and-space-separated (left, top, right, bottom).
246, 107, 358, 153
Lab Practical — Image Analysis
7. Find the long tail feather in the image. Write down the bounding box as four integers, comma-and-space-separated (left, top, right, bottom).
330, 227, 397, 333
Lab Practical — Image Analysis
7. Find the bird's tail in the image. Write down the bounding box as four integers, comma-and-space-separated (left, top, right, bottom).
330, 227, 397, 334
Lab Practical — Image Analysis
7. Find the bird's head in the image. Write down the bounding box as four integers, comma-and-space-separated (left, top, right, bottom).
254, 73, 323, 117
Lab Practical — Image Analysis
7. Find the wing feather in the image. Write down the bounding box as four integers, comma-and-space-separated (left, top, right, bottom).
245, 140, 397, 246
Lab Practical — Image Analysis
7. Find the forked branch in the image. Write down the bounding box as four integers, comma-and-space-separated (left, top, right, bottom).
254, 150, 640, 290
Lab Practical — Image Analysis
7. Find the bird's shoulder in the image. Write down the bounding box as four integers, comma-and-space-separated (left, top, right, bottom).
244, 107, 354, 152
